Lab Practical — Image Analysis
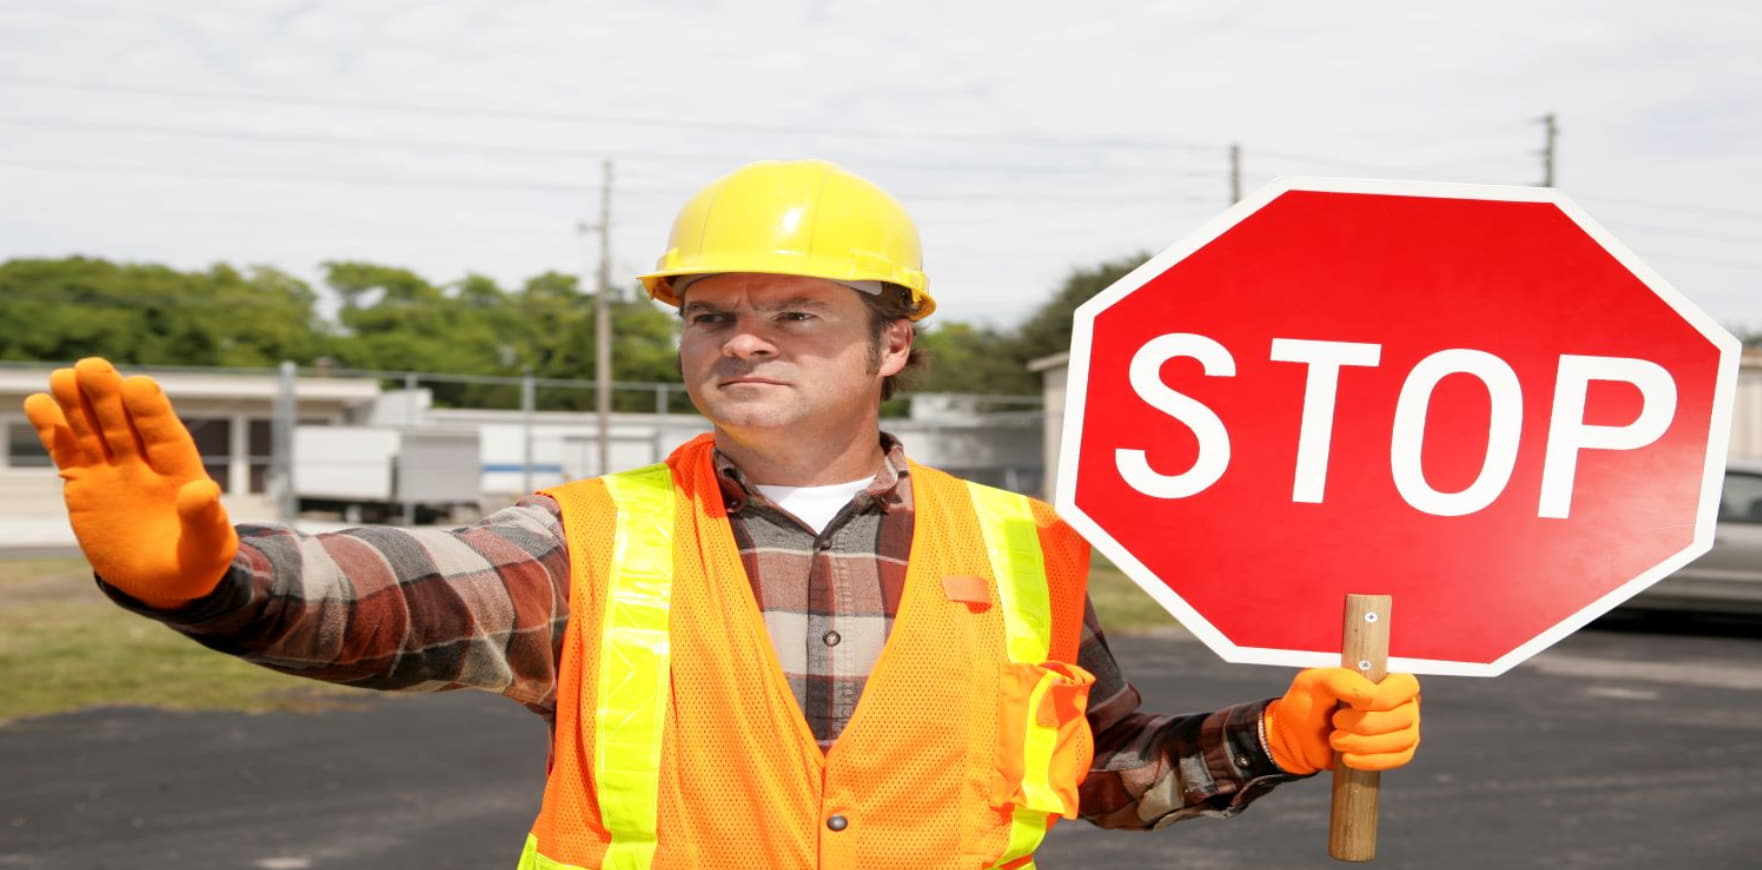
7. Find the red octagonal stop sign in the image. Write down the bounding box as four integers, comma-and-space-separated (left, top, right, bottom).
1056, 178, 1740, 676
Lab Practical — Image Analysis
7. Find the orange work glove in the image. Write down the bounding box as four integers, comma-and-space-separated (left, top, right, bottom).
1262, 667, 1421, 775
22, 357, 238, 609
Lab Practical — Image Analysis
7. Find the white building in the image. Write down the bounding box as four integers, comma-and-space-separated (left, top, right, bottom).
0, 365, 379, 522
0, 363, 1044, 530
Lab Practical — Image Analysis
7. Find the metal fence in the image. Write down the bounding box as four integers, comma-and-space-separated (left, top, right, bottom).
0, 362, 1045, 526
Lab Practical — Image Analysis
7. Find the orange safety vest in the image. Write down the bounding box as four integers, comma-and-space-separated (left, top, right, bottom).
522, 434, 1094, 870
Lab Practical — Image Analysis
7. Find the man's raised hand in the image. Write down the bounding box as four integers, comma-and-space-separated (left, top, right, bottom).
23, 358, 238, 608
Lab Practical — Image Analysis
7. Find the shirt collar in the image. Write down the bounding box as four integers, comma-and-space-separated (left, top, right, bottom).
714, 431, 912, 515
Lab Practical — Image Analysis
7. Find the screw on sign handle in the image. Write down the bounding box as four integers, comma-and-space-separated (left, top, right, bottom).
1329, 594, 1391, 862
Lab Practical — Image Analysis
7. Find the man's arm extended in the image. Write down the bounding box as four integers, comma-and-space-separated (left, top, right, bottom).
27, 357, 573, 715
97, 497, 573, 712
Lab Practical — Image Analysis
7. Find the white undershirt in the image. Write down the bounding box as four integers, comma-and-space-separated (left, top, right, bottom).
755, 477, 875, 534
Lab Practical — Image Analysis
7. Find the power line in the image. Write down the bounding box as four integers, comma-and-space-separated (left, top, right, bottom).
0, 76, 1222, 153
0, 156, 1231, 206
23, 79, 1715, 227
0, 157, 680, 196
17, 154, 1750, 255
1616, 222, 1762, 245
1675, 255, 1762, 272
1579, 194, 1762, 224
1, 80, 1571, 201
913, 190, 1224, 205
0, 115, 1223, 181
0, 116, 631, 160
13, 82, 1746, 267
1242, 147, 1436, 176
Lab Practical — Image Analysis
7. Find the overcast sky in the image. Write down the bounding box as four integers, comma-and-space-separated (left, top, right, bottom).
2, 0, 1759, 334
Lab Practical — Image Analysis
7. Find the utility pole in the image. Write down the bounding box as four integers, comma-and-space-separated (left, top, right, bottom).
1229, 143, 1242, 204
576, 160, 615, 475
1539, 113, 1557, 187
521, 370, 535, 494
272, 361, 297, 526
595, 160, 614, 476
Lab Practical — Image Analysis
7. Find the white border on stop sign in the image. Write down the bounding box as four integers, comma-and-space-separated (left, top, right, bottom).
1054, 176, 1741, 677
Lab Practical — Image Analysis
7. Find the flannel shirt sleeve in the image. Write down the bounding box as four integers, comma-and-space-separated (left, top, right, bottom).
1076, 597, 1306, 830
97, 494, 573, 715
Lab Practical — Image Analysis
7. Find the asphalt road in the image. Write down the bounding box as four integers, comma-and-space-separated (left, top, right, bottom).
4, 613, 1762, 869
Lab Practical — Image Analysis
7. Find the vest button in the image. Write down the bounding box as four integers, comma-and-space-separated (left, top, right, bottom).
826, 814, 849, 832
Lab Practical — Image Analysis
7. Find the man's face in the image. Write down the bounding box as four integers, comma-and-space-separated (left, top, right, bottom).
678, 273, 909, 436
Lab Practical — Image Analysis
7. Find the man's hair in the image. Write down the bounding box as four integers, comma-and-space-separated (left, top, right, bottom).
861, 284, 927, 400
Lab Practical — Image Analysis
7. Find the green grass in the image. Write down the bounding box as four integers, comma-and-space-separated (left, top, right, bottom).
1086, 552, 1189, 635
0, 549, 1181, 724
0, 557, 369, 724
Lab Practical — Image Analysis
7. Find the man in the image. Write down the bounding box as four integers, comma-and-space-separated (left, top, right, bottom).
25, 159, 1420, 869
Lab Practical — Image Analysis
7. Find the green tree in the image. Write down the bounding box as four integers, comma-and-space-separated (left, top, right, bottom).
503, 272, 684, 411
323, 262, 507, 375
903, 252, 1150, 405
2, 252, 1165, 417
1009, 252, 1150, 367
319, 263, 685, 411
0, 257, 322, 366
914, 321, 1036, 395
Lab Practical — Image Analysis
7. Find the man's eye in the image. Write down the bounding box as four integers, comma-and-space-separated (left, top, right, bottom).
778, 311, 815, 322
690, 312, 730, 326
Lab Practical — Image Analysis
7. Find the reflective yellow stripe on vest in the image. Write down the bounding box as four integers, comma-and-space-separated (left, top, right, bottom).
966, 481, 1058, 870
519, 834, 589, 870
595, 463, 677, 870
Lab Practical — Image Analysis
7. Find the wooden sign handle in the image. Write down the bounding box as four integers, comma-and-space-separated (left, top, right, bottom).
1329, 594, 1391, 862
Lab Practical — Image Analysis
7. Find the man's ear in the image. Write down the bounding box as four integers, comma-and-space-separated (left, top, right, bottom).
877, 319, 913, 377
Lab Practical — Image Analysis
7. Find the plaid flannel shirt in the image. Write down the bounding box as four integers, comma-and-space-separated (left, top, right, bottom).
105, 434, 1295, 829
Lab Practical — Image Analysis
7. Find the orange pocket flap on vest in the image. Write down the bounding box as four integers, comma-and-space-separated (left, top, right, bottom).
941, 574, 993, 610
993, 660, 1096, 819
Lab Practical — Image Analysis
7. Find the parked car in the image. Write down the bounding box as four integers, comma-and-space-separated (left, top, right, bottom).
1623, 457, 1762, 614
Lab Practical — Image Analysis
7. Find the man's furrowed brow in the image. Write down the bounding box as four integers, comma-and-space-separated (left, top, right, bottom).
755, 296, 833, 312
681, 300, 727, 317
680, 296, 832, 317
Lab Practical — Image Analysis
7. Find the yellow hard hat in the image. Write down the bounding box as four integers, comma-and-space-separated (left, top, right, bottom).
640, 159, 935, 320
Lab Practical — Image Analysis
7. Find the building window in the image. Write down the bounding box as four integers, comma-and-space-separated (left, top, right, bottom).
249, 419, 273, 494
183, 417, 232, 494
6, 422, 52, 468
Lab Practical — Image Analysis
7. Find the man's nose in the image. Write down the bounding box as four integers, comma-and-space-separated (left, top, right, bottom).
721, 321, 777, 359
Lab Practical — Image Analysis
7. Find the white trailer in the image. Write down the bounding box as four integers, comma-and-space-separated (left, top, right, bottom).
293, 426, 481, 524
